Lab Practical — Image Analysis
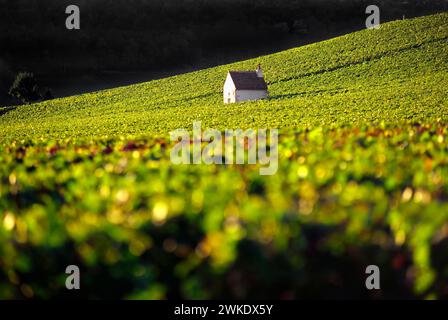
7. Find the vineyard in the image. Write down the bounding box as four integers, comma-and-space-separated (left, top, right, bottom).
0, 13, 447, 299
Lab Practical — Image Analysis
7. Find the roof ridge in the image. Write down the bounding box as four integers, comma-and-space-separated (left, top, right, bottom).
229, 70, 257, 73
227, 70, 268, 91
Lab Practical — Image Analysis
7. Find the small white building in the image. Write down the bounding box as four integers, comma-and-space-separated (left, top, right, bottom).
223, 65, 268, 104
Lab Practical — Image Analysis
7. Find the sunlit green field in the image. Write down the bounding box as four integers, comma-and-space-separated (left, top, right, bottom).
0, 13, 447, 299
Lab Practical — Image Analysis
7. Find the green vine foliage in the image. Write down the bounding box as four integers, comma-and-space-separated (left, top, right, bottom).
0, 13, 447, 299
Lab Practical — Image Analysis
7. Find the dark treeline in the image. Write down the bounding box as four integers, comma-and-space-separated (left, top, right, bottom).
1, 0, 447, 105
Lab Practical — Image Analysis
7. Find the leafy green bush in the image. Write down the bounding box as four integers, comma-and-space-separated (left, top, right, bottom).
8, 72, 52, 105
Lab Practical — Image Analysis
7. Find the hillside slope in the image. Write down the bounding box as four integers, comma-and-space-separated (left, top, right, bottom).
0, 14, 448, 300
1, 13, 447, 141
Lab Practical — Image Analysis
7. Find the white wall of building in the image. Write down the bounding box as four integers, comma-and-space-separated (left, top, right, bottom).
236, 90, 268, 102
223, 73, 236, 104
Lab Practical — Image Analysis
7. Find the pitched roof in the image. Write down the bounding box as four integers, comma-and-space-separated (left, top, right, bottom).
228, 71, 268, 90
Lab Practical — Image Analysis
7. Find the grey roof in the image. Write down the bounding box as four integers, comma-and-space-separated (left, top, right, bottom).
229, 71, 268, 90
